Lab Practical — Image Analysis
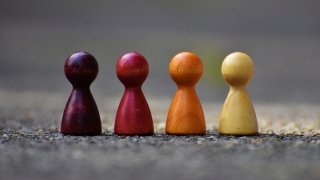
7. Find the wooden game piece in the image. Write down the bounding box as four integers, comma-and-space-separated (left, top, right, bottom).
219, 52, 258, 135
61, 51, 102, 135
165, 52, 206, 135
114, 52, 154, 136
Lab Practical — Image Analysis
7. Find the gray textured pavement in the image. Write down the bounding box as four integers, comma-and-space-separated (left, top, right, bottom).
0, 94, 319, 180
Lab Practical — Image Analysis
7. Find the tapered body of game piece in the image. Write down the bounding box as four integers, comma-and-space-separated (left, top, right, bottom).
219, 52, 258, 135
61, 51, 102, 135
166, 52, 206, 135
114, 52, 154, 136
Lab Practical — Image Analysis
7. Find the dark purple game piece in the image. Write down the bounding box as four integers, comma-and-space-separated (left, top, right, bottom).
61, 51, 102, 135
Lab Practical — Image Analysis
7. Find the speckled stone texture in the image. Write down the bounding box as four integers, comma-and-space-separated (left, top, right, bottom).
0, 91, 319, 180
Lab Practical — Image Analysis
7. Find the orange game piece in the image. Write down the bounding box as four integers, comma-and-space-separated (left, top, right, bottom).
165, 52, 206, 135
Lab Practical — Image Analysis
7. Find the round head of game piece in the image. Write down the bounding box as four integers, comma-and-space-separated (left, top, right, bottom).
116, 52, 149, 87
169, 52, 203, 86
64, 51, 99, 88
221, 52, 254, 87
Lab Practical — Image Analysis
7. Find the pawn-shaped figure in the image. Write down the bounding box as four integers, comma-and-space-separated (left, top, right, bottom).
166, 52, 206, 135
61, 51, 102, 135
219, 52, 258, 135
114, 52, 154, 135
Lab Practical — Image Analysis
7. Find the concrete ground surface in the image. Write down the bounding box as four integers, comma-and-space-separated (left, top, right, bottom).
0, 92, 319, 180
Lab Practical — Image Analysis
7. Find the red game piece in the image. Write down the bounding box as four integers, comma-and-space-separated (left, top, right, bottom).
61, 51, 102, 135
114, 52, 154, 136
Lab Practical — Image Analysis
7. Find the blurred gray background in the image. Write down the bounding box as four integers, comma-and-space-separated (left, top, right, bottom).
1, 0, 320, 103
